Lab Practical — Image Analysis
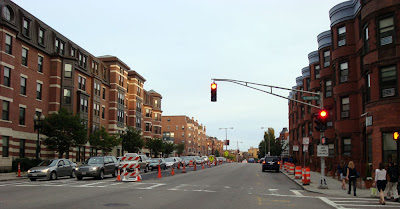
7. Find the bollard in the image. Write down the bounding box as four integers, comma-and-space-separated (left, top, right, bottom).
18, 163, 21, 177
295, 166, 302, 179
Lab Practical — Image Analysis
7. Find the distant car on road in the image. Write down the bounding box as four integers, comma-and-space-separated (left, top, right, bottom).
149, 158, 167, 171
262, 156, 280, 173
248, 158, 255, 163
259, 158, 265, 164
28, 159, 77, 181
76, 156, 118, 180
165, 158, 179, 168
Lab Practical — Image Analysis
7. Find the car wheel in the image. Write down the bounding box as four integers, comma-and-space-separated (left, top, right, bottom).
276, 169, 279, 173
112, 169, 117, 177
262, 169, 265, 172
70, 170, 76, 178
77, 176, 83, 180
98, 170, 104, 180
50, 171, 57, 180
30, 178, 37, 181
163, 165, 166, 170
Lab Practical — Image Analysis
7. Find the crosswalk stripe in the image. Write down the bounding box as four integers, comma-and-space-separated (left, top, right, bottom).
319, 197, 346, 209
290, 190, 304, 197
268, 189, 278, 195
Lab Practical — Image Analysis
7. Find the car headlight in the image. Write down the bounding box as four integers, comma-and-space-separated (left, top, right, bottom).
90, 167, 98, 171
41, 169, 49, 173
27, 170, 31, 173
75, 167, 79, 171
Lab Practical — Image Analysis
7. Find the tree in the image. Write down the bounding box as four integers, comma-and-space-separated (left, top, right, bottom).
89, 127, 121, 155
259, 127, 285, 157
120, 126, 144, 153
147, 138, 163, 157
41, 108, 87, 158
176, 143, 185, 156
215, 150, 220, 157
163, 142, 175, 157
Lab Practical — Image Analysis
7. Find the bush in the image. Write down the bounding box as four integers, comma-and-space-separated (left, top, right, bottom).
12, 158, 43, 172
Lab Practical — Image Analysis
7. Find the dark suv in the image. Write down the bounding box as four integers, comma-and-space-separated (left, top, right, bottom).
262, 156, 280, 172
76, 156, 118, 180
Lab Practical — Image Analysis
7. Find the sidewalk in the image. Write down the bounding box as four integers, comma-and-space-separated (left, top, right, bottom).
283, 170, 372, 198
0, 172, 28, 181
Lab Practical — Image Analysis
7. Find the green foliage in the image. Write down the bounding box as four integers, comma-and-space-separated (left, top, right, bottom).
147, 138, 164, 157
12, 158, 43, 172
259, 128, 284, 157
163, 142, 175, 157
120, 126, 144, 153
215, 149, 220, 157
41, 108, 87, 158
89, 127, 121, 155
176, 143, 185, 156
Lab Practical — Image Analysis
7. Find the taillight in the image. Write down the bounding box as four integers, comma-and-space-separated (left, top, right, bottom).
278, 161, 280, 164
263, 161, 266, 164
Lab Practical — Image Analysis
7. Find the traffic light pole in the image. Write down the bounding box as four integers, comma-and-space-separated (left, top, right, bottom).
318, 97, 328, 189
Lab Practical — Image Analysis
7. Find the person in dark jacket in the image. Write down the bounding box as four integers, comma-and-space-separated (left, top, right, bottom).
386, 162, 399, 201
338, 160, 346, 190
346, 161, 358, 196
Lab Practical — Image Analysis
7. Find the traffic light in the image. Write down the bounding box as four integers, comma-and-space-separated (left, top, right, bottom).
314, 109, 328, 132
394, 132, 399, 141
321, 137, 326, 145
211, 83, 217, 102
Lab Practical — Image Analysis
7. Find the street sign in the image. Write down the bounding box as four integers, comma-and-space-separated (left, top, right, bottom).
302, 137, 309, 145
303, 96, 320, 100
224, 151, 229, 157
209, 156, 215, 162
303, 145, 308, 152
293, 145, 299, 151
317, 145, 329, 157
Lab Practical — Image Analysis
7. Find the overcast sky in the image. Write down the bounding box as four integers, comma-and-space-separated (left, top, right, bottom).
14, 0, 345, 151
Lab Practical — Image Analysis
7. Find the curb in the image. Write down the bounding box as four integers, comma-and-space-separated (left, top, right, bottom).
281, 171, 321, 194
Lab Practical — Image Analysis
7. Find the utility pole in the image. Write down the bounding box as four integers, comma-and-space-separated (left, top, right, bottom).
219, 127, 233, 151
261, 127, 270, 157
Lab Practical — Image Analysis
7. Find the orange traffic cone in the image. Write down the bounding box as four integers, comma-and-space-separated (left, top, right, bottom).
215, 161, 217, 166
171, 167, 175, 176
117, 169, 121, 181
178, 162, 181, 170
202, 162, 205, 169
157, 165, 162, 178
194, 163, 197, 171
17, 163, 21, 177
136, 174, 141, 182
182, 162, 186, 173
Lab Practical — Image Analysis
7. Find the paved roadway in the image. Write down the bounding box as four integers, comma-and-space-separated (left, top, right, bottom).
1, 163, 399, 209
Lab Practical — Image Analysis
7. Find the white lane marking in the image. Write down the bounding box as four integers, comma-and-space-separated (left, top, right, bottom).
108, 182, 123, 186
168, 184, 189, 191
336, 204, 396, 207
78, 182, 106, 187
290, 190, 304, 197
268, 189, 278, 195
319, 197, 346, 209
139, 183, 166, 190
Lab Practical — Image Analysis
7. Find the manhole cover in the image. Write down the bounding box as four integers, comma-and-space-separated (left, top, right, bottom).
104, 203, 130, 207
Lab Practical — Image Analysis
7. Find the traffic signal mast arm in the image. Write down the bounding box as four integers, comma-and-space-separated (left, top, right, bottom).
211, 78, 323, 109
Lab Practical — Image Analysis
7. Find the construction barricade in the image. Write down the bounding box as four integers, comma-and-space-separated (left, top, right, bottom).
119, 154, 142, 182
295, 166, 302, 179
302, 167, 310, 185
289, 163, 294, 175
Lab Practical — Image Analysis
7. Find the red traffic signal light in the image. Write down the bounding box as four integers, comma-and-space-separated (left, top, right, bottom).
211, 83, 217, 102
319, 110, 327, 118
314, 109, 329, 132
394, 132, 399, 140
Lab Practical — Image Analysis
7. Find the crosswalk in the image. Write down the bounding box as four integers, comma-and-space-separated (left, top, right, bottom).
319, 197, 400, 209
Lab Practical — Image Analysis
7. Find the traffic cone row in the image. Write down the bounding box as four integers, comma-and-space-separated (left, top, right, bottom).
157, 165, 162, 178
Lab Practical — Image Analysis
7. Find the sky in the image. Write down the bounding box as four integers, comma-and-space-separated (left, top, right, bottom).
13, 0, 345, 151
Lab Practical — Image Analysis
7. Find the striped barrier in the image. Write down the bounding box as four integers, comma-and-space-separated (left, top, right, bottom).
289, 163, 294, 175
302, 167, 310, 185
295, 166, 302, 179
119, 154, 142, 182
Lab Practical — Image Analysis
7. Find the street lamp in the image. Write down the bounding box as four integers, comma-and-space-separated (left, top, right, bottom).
236, 141, 243, 162
219, 127, 233, 151
261, 127, 270, 157
34, 114, 45, 159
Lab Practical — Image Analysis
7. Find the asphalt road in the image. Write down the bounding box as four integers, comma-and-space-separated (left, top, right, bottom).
1, 163, 399, 209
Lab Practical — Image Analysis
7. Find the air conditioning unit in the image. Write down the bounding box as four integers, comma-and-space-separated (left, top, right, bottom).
382, 88, 395, 97
316, 74, 320, 79
340, 76, 348, 83
341, 111, 349, 118
381, 36, 393, 46
338, 39, 346, 46
326, 92, 332, 97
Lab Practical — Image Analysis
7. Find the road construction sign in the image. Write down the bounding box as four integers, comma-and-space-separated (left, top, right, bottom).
209, 156, 214, 162
224, 151, 229, 157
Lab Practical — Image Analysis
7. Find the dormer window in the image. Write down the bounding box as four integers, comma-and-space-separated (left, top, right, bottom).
22, 18, 30, 37
38, 28, 45, 45
2, 6, 13, 21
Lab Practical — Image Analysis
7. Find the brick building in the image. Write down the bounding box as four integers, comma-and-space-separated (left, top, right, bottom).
288, 0, 400, 177
0, 0, 162, 170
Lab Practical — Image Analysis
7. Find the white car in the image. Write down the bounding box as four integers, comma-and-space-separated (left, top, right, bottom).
201, 156, 209, 162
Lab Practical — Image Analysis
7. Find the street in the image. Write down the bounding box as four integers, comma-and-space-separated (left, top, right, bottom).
0, 163, 399, 209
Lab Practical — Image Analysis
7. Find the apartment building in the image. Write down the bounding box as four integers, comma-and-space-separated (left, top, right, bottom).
288, 0, 400, 176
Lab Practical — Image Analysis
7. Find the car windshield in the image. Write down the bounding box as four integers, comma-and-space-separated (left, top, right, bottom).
38, 160, 57, 167
265, 157, 278, 162
150, 159, 160, 163
86, 158, 104, 164
165, 158, 173, 162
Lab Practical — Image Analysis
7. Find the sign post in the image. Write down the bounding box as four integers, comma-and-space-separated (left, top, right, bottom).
317, 135, 329, 189
302, 137, 309, 168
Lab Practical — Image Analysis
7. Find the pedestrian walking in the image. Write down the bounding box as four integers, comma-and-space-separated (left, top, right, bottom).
386, 162, 399, 202
374, 162, 387, 205
346, 161, 358, 196
338, 160, 346, 190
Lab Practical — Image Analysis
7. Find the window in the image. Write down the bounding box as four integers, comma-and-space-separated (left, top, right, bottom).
301, 106, 304, 118
366, 73, 371, 102
325, 80, 332, 97
3, 66, 11, 87
64, 64, 72, 78
323, 51, 330, 67
19, 139, 25, 158
380, 66, 396, 98
343, 138, 351, 155
329, 144, 335, 156
2, 136, 9, 157
5, 34, 12, 54
339, 62, 348, 83
79, 53, 87, 68
71, 48, 75, 57
306, 78, 310, 90
80, 98, 88, 113
38, 56, 43, 73
146, 109, 151, 117
136, 117, 141, 129
93, 62, 98, 75
60, 42, 64, 55
22, 48, 28, 66
382, 132, 397, 164
20, 77, 26, 95
363, 25, 369, 51
19, 107, 25, 125
38, 28, 45, 45
103, 68, 107, 80
145, 123, 151, 132
341, 97, 349, 118
338, 26, 346, 46
78, 76, 86, 91
102, 107, 105, 119
36, 83, 42, 100
64, 89, 71, 104
379, 16, 394, 46
2, 6, 12, 21
22, 18, 30, 37
308, 122, 312, 136
367, 134, 372, 163
2, 101, 10, 120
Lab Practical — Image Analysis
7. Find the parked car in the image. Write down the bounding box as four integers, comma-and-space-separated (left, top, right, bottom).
149, 158, 167, 171
165, 158, 180, 168
180, 156, 195, 166
248, 158, 255, 163
201, 156, 209, 162
76, 156, 118, 180
28, 159, 77, 181
262, 156, 280, 172
193, 156, 203, 164
259, 158, 265, 164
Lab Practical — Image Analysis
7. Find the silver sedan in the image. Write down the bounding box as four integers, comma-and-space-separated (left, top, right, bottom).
28, 159, 77, 181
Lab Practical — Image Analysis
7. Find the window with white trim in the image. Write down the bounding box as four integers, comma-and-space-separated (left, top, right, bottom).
380, 66, 396, 98
339, 62, 348, 83
338, 26, 346, 46
379, 16, 394, 46
341, 97, 349, 118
